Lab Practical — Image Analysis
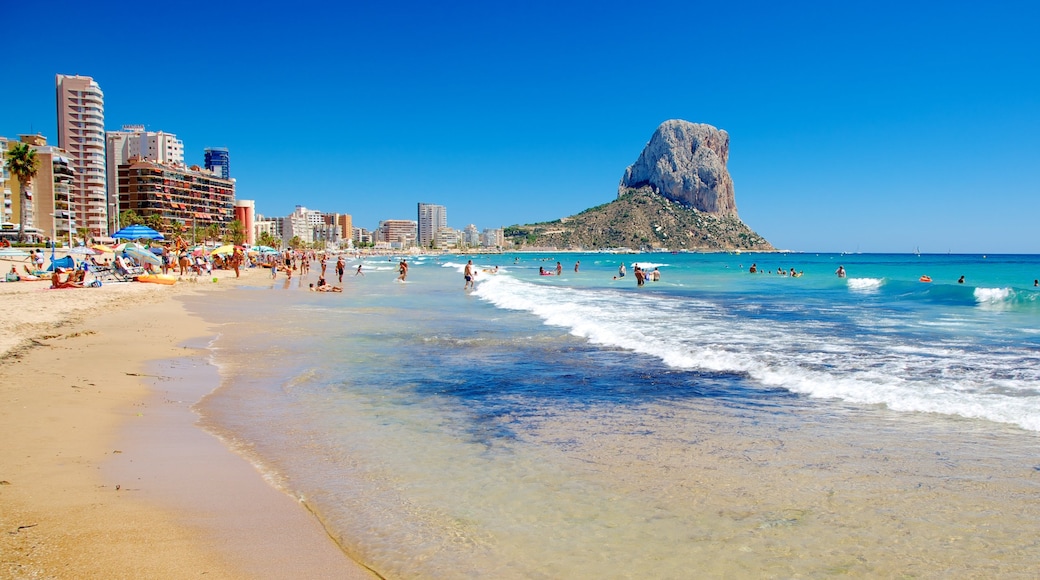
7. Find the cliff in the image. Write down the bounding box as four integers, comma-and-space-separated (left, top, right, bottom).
619, 120, 737, 216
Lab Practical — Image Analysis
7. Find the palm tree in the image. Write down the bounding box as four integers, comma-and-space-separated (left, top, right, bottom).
5, 143, 40, 243
257, 230, 280, 249
145, 213, 166, 236
226, 219, 246, 245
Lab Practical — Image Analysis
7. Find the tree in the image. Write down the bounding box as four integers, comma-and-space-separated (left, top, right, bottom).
257, 230, 280, 249
204, 223, 221, 244
226, 219, 246, 245
5, 143, 40, 242
145, 213, 166, 236
119, 209, 143, 228
288, 235, 304, 250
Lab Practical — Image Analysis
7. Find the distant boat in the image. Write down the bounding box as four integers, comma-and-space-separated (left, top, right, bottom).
914, 246, 921, 256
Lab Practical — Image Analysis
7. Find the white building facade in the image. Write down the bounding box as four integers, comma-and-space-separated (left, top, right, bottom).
56, 74, 107, 236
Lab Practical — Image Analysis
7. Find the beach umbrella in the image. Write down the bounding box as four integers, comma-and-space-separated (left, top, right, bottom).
210, 244, 236, 256
111, 224, 165, 240
125, 245, 162, 267
91, 244, 114, 253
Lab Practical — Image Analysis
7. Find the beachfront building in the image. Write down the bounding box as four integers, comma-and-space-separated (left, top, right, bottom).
116, 158, 235, 235
56, 74, 108, 237
1, 136, 12, 225
434, 226, 459, 249
417, 202, 446, 248
35, 147, 75, 245
3, 135, 76, 244
462, 224, 480, 247
234, 200, 255, 245
204, 147, 229, 180
353, 227, 372, 246
254, 217, 281, 246
312, 222, 340, 249
481, 227, 504, 249
106, 125, 185, 233
278, 206, 324, 245
376, 219, 417, 249
321, 212, 353, 248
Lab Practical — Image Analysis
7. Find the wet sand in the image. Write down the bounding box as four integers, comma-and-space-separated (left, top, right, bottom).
0, 261, 376, 578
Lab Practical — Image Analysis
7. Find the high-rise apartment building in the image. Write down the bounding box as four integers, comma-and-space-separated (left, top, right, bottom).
417, 202, 446, 247
56, 74, 107, 236
204, 147, 230, 180
106, 125, 184, 231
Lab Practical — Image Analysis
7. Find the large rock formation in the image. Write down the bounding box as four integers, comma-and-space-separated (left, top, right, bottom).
619, 120, 737, 217
504, 119, 773, 251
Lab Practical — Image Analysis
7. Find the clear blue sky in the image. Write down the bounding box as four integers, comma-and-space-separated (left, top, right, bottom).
3, 0, 1037, 253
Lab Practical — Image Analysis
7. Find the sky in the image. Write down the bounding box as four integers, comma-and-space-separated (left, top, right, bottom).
2, 0, 1038, 253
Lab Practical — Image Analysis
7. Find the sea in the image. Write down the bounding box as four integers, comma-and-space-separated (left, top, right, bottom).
186, 252, 1040, 579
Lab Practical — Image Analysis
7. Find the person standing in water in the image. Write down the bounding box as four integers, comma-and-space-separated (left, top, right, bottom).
464, 260, 476, 290
835, 265, 846, 278
618, 263, 626, 278
398, 260, 408, 281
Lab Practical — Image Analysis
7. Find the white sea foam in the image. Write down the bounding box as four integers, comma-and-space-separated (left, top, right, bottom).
974, 287, 1012, 303
474, 273, 1040, 432
847, 277, 883, 292
631, 262, 668, 270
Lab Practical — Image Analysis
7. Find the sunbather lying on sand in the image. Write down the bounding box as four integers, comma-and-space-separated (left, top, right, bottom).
51, 268, 85, 289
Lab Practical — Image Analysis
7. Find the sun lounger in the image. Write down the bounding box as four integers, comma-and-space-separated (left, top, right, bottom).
88, 263, 120, 283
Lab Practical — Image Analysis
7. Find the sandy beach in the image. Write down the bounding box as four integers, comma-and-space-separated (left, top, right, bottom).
0, 258, 376, 579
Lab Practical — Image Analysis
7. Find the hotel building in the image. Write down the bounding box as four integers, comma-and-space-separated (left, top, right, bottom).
56, 74, 107, 236
116, 159, 235, 234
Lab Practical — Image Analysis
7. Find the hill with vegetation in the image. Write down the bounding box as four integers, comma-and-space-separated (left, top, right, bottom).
504, 186, 773, 251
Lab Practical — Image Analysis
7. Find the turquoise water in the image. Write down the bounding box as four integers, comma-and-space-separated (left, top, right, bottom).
189, 253, 1040, 578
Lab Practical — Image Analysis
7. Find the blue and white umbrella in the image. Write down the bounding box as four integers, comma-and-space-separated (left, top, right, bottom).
124, 245, 162, 267
111, 225, 165, 240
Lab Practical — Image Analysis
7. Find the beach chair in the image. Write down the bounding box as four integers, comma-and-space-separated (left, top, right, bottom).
88, 262, 118, 283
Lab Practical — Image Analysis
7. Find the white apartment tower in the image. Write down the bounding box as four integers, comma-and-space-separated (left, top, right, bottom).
417, 202, 447, 248
106, 125, 184, 230
56, 74, 107, 236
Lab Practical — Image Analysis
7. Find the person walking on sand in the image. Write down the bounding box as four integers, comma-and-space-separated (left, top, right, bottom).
336, 255, 345, 283
398, 260, 408, 281
464, 260, 476, 290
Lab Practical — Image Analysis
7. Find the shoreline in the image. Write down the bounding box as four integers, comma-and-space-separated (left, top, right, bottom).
0, 264, 376, 578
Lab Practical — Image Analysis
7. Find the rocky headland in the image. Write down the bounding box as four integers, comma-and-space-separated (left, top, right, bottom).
505, 119, 773, 251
